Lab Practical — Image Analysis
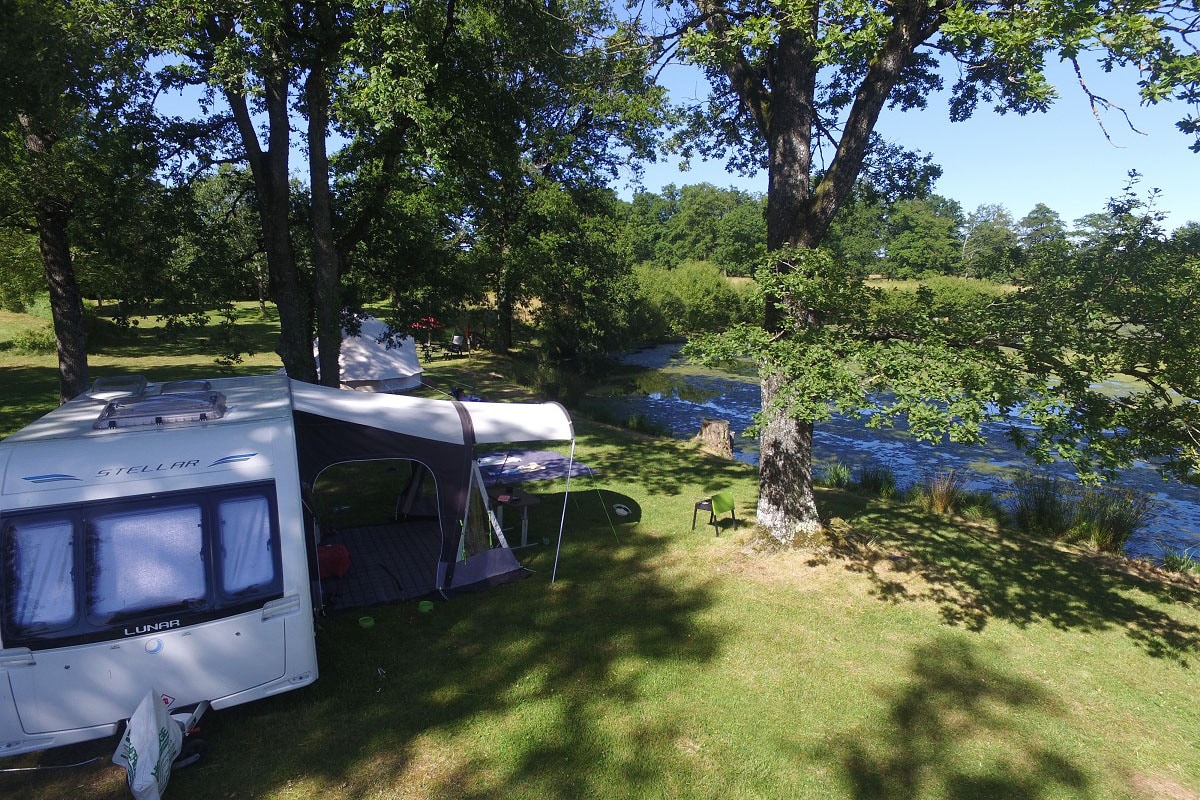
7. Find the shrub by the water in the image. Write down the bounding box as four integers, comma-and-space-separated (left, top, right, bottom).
1010, 471, 1076, 538
1009, 473, 1153, 553
1068, 488, 1154, 553
633, 261, 759, 339
818, 460, 854, 489
855, 464, 897, 498
1162, 548, 1199, 574
914, 470, 966, 516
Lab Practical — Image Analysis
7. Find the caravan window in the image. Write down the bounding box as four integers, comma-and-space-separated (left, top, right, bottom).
1, 481, 283, 650
89, 504, 206, 624
218, 495, 275, 595
3, 517, 77, 633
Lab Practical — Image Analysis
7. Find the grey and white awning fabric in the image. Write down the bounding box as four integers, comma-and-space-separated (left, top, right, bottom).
288, 380, 573, 446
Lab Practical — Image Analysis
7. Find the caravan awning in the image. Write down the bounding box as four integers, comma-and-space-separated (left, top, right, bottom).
466, 401, 574, 444
288, 381, 573, 445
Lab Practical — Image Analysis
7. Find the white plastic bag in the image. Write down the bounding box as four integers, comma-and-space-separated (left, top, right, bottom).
112, 689, 183, 800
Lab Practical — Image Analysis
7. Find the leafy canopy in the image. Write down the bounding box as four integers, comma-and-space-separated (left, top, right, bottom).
690, 179, 1200, 486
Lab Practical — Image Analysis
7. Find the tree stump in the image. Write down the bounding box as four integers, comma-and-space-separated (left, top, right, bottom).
696, 418, 734, 459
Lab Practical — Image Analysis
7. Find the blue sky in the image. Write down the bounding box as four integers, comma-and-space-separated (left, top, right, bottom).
159, 50, 1198, 232
624, 59, 1200, 232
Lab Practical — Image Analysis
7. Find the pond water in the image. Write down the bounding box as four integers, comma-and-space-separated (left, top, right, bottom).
603, 344, 1200, 561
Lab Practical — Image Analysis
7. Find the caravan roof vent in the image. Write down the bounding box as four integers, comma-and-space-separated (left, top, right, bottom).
93, 391, 227, 430
161, 379, 212, 394
88, 375, 148, 401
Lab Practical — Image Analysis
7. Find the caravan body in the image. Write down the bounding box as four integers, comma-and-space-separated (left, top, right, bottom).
0, 375, 318, 757
0, 374, 576, 758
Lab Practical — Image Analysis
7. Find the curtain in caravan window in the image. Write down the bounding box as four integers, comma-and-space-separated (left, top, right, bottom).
91, 505, 205, 620
8, 519, 75, 630
218, 496, 275, 594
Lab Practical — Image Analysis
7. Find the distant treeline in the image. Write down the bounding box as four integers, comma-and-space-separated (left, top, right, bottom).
619, 182, 1200, 282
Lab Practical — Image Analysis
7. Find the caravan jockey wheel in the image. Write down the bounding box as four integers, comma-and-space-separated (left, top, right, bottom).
173, 737, 208, 769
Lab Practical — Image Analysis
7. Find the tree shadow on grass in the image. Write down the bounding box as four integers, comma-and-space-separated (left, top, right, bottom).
89, 316, 283, 361
830, 635, 1091, 800
573, 422, 756, 499
823, 504, 1200, 664
6, 475, 723, 800
156, 497, 722, 800
0, 364, 61, 435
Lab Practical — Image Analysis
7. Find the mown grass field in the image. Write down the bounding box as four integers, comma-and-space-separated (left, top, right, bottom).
2, 306, 1199, 800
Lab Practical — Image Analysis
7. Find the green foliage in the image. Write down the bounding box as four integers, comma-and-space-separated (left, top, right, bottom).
7, 325, 58, 354
696, 182, 1200, 505
1068, 488, 1155, 553
634, 260, 757, 339
1161, 548, 1199, 574
712, 198, 768, 276
0, 229, 42, 311
961, 204, 1021, 281
696, 248, 1019, 447
1010, 472, 1077, 539
824, 190, 1071, 282
855, 464, 897, 498
1, 0, 165, 397
817, 459, 854, 489
168, 167, 269, 304
912, 470, 967, 516
618, 184, 766, 275
881, 196, 964, 278
1010, 471, 1154, 553
525, 187, 640, 368
1016, 203, 1069, 282
359, 183, 480, 330
1011, 179, 1200, 484
823, 193, 889, 277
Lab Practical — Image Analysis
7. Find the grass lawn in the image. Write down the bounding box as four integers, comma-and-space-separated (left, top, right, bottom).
2, 307, 1199, 799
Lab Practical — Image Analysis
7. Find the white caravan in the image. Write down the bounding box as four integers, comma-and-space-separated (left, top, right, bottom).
0, 376, 317, 757
0, 374, 576, 758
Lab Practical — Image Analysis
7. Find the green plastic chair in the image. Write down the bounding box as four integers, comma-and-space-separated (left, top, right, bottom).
692, 491, 736, 536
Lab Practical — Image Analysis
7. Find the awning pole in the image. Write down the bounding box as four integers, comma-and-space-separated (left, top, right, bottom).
550, 440, 576, 583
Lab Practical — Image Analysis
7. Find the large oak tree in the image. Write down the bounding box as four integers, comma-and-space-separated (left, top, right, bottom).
652, 0, 1200, 541
0, 0, 161, 401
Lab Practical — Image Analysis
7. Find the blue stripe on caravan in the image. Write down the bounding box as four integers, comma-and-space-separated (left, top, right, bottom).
21, 474, 81, 483
209, 453, 259, 467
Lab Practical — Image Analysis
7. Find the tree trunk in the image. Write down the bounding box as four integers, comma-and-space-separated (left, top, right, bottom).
755, 27, 824, 541
493, 233, 514, 353
307, 65, 342, 388
752, 7, 935, 542
756, 371, 821, 542
36, 202, 88, 403
495, 270, 514, 354
696, 418, 734, 459
227, 76, 315, 382
18, 112, 88, 403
